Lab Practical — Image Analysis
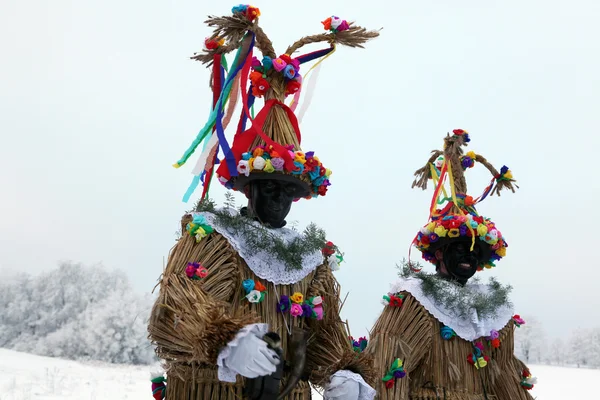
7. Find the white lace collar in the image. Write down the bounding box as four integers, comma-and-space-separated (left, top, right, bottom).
191, 209, 323, 285
389, 277, 514, 341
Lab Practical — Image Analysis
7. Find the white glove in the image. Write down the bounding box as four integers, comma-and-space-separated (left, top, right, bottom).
217, 324, 280, 382
324, 374, 360, 400
324, 370, 375, 400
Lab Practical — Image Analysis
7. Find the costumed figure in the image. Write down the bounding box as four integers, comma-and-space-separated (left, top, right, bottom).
366, 130, 537, 399
148, 5, 380, 400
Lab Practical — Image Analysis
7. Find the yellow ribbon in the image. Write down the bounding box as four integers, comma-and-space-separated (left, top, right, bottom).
446, 160, 476, 251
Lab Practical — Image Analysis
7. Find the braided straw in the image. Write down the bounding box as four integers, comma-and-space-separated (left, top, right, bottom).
411, 131, 519, 211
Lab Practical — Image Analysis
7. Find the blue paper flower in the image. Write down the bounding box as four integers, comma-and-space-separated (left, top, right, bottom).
242, 279, 255, 294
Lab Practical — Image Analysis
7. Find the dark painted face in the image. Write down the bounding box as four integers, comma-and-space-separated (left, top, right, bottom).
248, 180, 299, 228
439, 241, 482, 285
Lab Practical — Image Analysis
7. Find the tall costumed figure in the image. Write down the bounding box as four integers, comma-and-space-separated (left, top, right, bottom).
366, 130, 537, 399
148, 5, 381, 400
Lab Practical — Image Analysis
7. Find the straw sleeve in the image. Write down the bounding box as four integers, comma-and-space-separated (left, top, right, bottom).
148, 226, 259, 368
366, 292, 433, 398
303, 264, 376, 389
490, 352, 535, 399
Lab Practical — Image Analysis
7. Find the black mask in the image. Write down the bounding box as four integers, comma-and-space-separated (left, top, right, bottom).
439, 241, 482, 285
246, 179, 299, 228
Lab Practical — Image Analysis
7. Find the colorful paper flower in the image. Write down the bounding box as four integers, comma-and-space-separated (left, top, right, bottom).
350, 336, 368, 353
521, 369, 537, 390
513, 315, 526, 327
322, 241, 335, 256
242, 279, 255, 294
290, 292, 304, 304
252, 156, 266, 171
382, 358, 406, 389
204, 37, 224, 50
441, 326, 456, 340
283, 64, 296, 79
246, 290, 262, 303
237, 160, 250, 176
251, 78, 270, 97
322, 16, 350, 32
277, 295, 291, 313
271, 157, 284, 171
290, 303, 303, 317
185, 263, 199, 278
195, 266, 208, 279
272, 58, 287, 72
262, 56, 273, 70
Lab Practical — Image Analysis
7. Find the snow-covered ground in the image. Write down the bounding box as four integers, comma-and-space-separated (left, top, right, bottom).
0, 348, 594, 399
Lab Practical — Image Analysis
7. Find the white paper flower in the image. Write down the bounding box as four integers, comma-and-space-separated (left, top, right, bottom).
246, 290, 262, 303
420, 226, 431, 235
331, 16, 343, 29
252, 157, 266, 171
237, 160, 250, 176
311, 296, 323, 306
434, 156, 444, 169
328, 254, 340, 271
526, 376, 538, 385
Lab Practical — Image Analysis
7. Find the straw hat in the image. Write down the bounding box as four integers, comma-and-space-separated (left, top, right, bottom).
172, 5, 380, 202
411, 130, 519, 271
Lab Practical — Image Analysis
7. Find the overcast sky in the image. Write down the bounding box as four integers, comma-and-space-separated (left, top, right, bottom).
2, 0, 599, 340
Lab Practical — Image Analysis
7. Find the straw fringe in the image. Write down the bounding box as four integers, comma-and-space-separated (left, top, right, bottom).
149, 216, 373, 399
472, 153, 519, 197
411, 150, 444, 190
285, 23, 381, 55
366, 292, 534, 399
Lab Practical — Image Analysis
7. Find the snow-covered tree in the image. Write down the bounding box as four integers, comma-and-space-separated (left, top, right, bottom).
514, 315, 547, 363
0, 261, 156, 364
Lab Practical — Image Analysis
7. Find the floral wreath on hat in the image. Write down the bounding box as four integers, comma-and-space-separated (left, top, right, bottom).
410, 129, 519, 271
170, 5, 380, 203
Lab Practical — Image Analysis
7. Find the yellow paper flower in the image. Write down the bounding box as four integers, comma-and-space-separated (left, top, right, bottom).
195, 227, 207, 242
426, 222, 436, 232
248, 157, 255, 171
504, 170, 513, 179
290, 292, 304, 304
325, 168, 332, 177
294, 151, 306, 162
474, 357, 488, 369
434, 226, 448, 238
466, 151, 477, 160
263, 159, 275, 173
448, 228, 460, 238
495, 247, 507, 257
477, 224, 488, 237
484, 264, 494, 269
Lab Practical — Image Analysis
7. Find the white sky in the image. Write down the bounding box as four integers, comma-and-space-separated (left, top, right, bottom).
1, 0, 599, 340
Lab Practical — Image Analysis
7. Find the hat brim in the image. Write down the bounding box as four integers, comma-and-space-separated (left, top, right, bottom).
233, 171, 311, 199
422, 236, 493, 264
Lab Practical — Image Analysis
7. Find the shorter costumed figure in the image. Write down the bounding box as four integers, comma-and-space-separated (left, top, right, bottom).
148, 5, 380, 400
366, 130, 537, 399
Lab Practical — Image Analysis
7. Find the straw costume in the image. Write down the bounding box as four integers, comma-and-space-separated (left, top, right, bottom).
366, 130, 537, 399
148, 5, 380, 400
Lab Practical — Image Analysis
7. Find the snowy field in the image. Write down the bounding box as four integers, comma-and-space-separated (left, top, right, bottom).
0, 348, 594, 399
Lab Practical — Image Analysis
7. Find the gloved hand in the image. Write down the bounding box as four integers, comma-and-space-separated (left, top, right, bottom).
221, 329, 281, 379
323, 373, 360, 400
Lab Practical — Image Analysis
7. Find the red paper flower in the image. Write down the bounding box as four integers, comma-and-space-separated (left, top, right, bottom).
318, 185, 328, 196
249, 71, 263, 84
464, 195, 475, 206
389, 296, 403, 307
245, 6, 260, 21
473, 216, 484, 224
420, 235, 431, 245
204, 37, 221, 50
385, 379, 395, 389
448, 219, 461, 229
279, 54, 293, 64
285, 80, 301, 95
453, 129, 465, 135
322, 17, 332, 31
252, 78, 270, 97
322, 242, 335, 256
491, 338, 501, 348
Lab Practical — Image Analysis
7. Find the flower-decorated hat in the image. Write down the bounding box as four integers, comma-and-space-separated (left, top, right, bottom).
410, 130, 519, 271
171, 5, 380, 202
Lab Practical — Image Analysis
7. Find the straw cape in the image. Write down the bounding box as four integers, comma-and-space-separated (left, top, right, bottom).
148, 5, 380, 400
365, 130, 536, 399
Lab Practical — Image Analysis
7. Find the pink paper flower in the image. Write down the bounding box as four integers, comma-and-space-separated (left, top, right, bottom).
313, 305, 324, 320
272, 58, 287, 72
195, 266, 208, 278
290, 303, 303, 317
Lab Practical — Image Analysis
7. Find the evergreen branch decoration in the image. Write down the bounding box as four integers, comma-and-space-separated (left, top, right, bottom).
191, 197, 329, 270
397, 260, 512, 319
